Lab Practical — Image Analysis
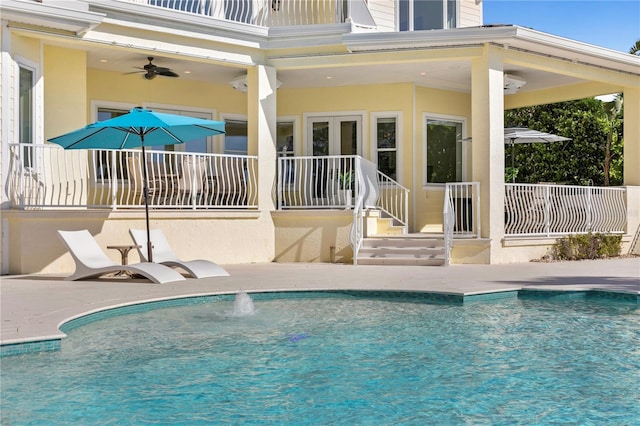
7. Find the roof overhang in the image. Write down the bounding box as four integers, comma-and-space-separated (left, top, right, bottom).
343, 25, 640, 77
1, 0, 104, 36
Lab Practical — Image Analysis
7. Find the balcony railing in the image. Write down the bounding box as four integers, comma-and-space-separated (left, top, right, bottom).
139, 0, 346, 27
128, 0, 377, 28
505, 183, 627, 236
7, 143, 257, 210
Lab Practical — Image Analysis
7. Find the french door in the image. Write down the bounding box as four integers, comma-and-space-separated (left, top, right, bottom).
306, 116, 362, 204
307, 116, 361, 156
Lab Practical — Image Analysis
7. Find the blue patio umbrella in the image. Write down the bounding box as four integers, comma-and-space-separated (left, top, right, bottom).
48, 107, 225, 262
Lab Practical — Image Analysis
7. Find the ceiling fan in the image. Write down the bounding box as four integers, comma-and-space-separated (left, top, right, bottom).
128, 57, 179, 80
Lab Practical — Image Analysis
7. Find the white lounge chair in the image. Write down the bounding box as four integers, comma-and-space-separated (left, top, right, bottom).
129, 228, 230, 278
58, 230, 186, 284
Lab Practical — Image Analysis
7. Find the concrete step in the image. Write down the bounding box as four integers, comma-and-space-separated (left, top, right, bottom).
363, 238, 443, 249
356, 233, 446, 266
357, 252, 445, 266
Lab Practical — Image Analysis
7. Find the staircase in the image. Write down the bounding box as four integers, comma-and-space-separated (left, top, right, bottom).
356, 212, 445, 266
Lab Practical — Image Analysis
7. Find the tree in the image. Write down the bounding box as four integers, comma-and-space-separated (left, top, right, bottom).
630, 39, 640, 55
505, 98, 623, 186
601, 96, 623, 186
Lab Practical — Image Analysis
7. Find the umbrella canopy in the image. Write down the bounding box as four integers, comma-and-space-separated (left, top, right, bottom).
504, 127, 571, 182
504, 127, 571, 145
48, 107, 225, 262
48, 106, 225, 150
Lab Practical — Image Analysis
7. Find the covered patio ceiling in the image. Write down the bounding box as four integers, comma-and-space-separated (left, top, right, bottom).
85, 46, 587, 94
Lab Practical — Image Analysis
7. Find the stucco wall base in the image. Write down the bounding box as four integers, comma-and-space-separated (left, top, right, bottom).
272, 210, 353, 263
2, 209, 269, 275
450, 238, 491, 264
500, 234, 634, 263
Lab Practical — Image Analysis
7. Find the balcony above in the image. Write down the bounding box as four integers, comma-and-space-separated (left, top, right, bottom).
110, 0, 376, 30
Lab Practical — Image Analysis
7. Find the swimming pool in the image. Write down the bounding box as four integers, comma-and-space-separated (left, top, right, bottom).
2, 292, 638, 424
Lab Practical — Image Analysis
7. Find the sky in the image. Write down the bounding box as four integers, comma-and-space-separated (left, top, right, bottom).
483, 0, 640, 53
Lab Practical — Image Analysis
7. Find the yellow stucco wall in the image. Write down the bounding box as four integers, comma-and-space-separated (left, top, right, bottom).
413, 86, 472, 232
11, 34, 40, 63
44, 45, 87, 139
87, 68, 247, 120
3, 210, 268, 274
272, 211, 353, 263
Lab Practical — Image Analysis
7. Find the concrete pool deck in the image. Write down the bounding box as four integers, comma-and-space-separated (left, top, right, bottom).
1, 258, 639, 348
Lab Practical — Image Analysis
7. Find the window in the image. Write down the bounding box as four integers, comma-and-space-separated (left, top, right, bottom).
224, 119, 248, 155
19, 66, 34, 167
277, 121, 294, 158
277, 120, 295, 184
425, 117, 464, 184
96, 108, 128, 180
399, 0, 457, 31
375, 117, 397, 181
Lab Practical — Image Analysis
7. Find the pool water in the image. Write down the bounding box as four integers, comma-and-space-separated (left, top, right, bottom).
2, 294, 639, 425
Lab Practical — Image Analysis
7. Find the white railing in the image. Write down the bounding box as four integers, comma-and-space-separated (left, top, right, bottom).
505, 183, 626, 236
444, 182, 481, 238
443, 182, 481, 266
7, 143, 257, 210
376, 169, 410, 233
443, 186, 454, 267
277, 155, 408, 224
138, 0, 351, 27
277, 155, 358, 209
350, 156, 365, 265
276, 155, 409, 263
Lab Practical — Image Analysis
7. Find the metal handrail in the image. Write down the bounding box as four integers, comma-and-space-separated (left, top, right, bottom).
350, 156, 365, 265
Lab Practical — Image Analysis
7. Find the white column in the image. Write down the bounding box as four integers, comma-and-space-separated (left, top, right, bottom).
623, 87, 640, 186
247, 65, 277, 211
1, 21, 13, 209
247, 65, 277, 259
471, 46, 505, 263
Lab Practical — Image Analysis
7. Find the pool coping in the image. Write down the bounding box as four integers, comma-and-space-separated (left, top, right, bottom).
2, 285, 637, 357
2, 259, 639, 356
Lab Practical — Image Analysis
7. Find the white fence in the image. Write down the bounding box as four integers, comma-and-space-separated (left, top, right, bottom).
505, 183, 626, 236
7, 143, 258, 210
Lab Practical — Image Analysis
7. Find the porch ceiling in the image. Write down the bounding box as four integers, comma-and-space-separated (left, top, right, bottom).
85, 47, 586, 94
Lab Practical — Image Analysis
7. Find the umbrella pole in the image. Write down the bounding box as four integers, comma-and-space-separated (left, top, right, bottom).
140, 137, 153, 263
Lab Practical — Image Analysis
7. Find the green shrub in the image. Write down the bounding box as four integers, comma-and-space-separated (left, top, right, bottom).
550, 232, 622, 260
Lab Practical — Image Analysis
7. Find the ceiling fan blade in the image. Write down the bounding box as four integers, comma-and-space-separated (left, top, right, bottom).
124, 58, 179, 79
157, 70, 179, 77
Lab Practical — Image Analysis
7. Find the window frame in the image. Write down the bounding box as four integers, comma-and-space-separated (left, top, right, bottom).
276, 115, 299, 158
423, 112, 467, 188
220, 113, 248, 156
15, 57, 43, 168
370, 111, 402, 183
398, 0, 458, 31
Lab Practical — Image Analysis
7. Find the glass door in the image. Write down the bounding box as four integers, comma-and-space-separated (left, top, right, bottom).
307, 116, 361, 205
